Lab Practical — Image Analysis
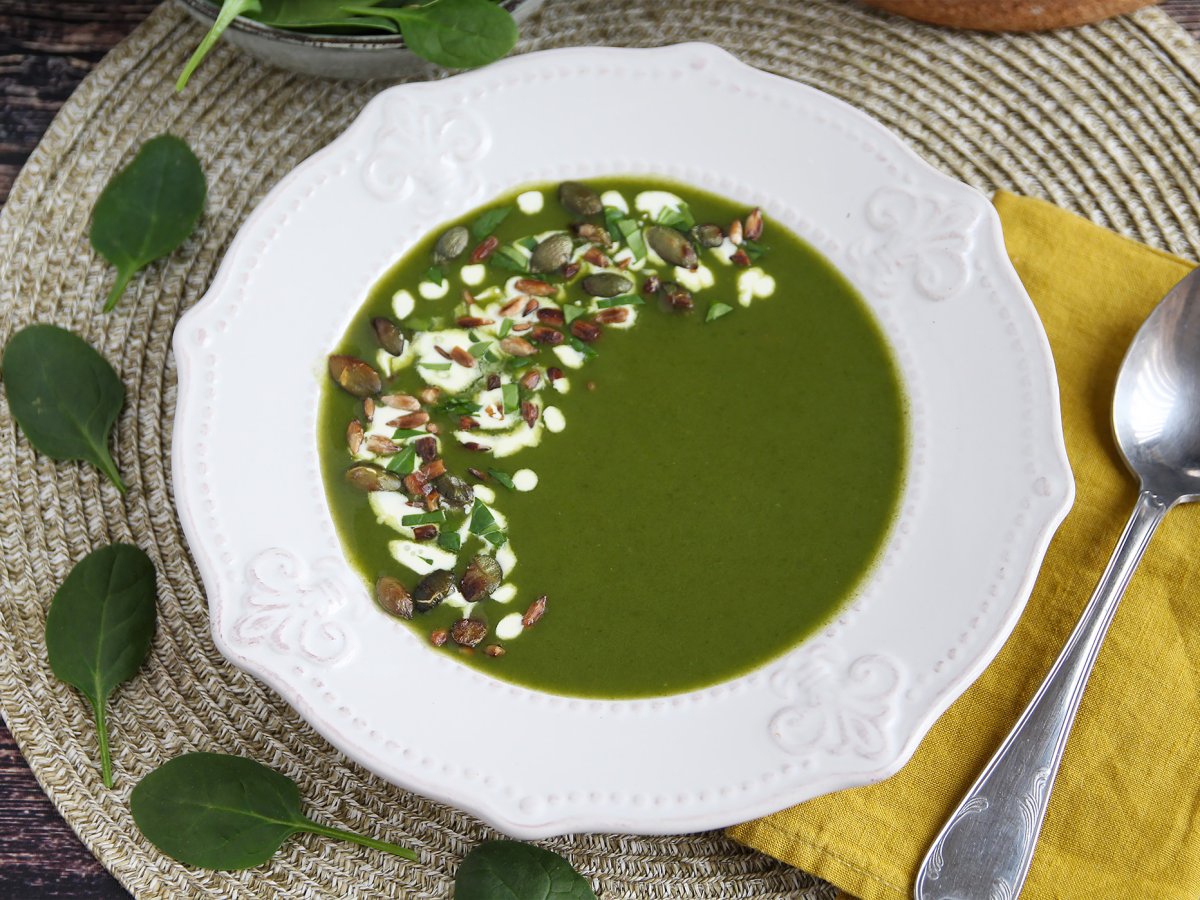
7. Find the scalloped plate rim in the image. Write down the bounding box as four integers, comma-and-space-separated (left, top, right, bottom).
171, 42, 1074, 838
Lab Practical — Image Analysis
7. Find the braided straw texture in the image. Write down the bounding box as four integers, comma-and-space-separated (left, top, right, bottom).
3, 1, 1200, 896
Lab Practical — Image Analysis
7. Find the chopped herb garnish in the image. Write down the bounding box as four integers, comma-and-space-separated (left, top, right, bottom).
470, 206, 512, 240
706, 302, 735, 322
391, 428, 425, 440
437, 531, 462, 553
469, 500, 498, 535
488, 468, 516, 491
505, 357, 535, 373
489, 245, 527, 273
656, 203, 695, 231
385, 445, 417, 473
497, 318, 513, 338
424, 265, 444, 285
595, 295, 644, 309
439, 397, 481, 416
564, 304, 587, 325
419, 362, 452, 371
480, 531, 508, 548
402, 510, 446, 526
603, 206, 623, 234
742, 239, 770, 261
614, 218, 646, 260
568, 336, 599, 359
404, 316, 431, 332
468, 341, 492, 359
501, 383, 519, 414
517, 236, 538, 251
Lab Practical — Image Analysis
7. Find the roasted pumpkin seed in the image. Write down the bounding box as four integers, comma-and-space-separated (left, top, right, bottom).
328, 355, 382, 398
371, 317, 406, 356
432, 473, 474, 508
376, 576, 413, 619
345, 464, 403, 493
434, 225, 469, 263
581, 272, 633, 298
450, 618, 488, 647
558, 181, 602, 217
529, 233, 573, 273
744, 207, 764, 241
413, 570, 456, 612
692, 223, 725, 248
646, 225, 698, 269
459, 554, 503, 602
346, 420, 364, 455
499, 336, 537, 357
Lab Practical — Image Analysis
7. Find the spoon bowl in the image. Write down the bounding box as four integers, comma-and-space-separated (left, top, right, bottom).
916, 266, 1200, 899
1115, 269, 1200, 501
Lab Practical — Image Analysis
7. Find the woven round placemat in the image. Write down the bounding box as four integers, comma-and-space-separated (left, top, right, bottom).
3, 2, 1200, 897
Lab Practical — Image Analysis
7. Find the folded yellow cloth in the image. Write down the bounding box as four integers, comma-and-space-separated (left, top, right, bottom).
728, 192, 1200, 900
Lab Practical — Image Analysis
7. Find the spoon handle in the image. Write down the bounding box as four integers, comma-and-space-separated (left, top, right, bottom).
914, 489, 1169, 900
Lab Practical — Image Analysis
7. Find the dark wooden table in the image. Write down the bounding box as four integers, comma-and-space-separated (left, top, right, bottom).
3, 1, 1200, 895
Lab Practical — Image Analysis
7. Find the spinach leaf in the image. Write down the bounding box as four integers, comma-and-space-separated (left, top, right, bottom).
177, 0, 261, 90
455, 840, 596, 900
131, 753, 418, 869
45, 544, 157, 788
470, 205, 513, 240
345, 0, 518, 69
2, 324, 127, 492
90, 135, 206, 312
252, 0, 398, 34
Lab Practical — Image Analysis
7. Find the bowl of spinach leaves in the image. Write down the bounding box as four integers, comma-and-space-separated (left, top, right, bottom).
173, 0, 539, 84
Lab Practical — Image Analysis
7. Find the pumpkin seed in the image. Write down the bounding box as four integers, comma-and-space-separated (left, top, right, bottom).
371, 317, 406, 356
662, 282, 695, 311
570, 320, 601, 343
432, 473, 474, 508
744, 208, 764, 241
459, 554, 503, 602
514, 278, 556, 296
413, 570, 456, 612
529, 234, 573, 273
691, 224, 725, 248
346, 420, 364, 455
380, 393, 420, 411
345, 464, 403, 493
558, 181, 602, 217
522, 595, 547, 627
499, 336, 537, 357
581, 272, 633, 298
376, 576, 413, 619
646, 225, 698, 269
450, 618, 488, 647
573, 223, 612, 246
328, 355, 382, 398
434, 225, 469, 263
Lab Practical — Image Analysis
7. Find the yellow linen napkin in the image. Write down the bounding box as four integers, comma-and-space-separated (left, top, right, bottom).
728, 192, 1200, 900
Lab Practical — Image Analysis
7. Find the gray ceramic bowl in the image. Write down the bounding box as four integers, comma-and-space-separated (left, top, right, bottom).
174, 0, 545, 80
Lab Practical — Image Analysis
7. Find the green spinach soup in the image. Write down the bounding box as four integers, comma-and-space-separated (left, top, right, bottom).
319, 178, 906, 698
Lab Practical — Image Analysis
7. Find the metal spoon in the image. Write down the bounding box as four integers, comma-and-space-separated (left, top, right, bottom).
914, 267, 1200, 900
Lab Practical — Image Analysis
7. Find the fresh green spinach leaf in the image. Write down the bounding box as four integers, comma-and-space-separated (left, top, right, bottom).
345, 0, 518, 69
2, 324, 127, 492
470, 205, 513, 240
45, 544, 157, 788
131, 753, 418, 870
90, 135, 206, 312
455, 840, 596, 900
177, 0, 260, 91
